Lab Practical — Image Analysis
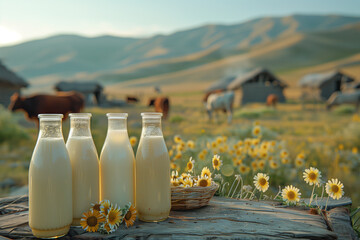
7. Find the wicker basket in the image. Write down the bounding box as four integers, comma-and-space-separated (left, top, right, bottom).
171, 183, 219, 210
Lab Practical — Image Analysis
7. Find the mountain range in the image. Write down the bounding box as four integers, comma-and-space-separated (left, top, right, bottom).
0, 14, 360, 90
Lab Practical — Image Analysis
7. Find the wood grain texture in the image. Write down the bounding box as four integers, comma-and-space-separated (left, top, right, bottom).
0, 196, 356, 239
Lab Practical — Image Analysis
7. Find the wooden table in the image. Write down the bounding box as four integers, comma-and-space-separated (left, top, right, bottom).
0, 195, 357, 239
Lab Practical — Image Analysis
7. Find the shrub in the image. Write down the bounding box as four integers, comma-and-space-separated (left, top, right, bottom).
0, 106, 29, 147
333, 105, 356, 115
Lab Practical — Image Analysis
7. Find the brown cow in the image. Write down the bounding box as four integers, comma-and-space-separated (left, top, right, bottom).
126, 96, 139, 103
9, 91, 84, 124
148, 97, 170, 119
266, 94, 278, 108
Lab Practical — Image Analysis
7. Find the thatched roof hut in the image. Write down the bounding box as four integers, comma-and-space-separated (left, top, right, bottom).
0, 60, 28, 107
226, 68, 287, 104
55, 81, 103, 106
299, 71, 354, 100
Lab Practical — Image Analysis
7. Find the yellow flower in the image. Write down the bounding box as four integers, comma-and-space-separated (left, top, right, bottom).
201, 167, 212, 179
253, 120, 260, 126
237, 140, 243, 147
198, 152, 205, 160
176, 144, 184, 152
303, 167, 321, 186
229, 150, 235, 155
269, 160, 279, 169
280, 150, 289, 158
174, 135, 182, 143
174, 151, 182, 160
103, 222, 115, 234
253, 173, 269, 192
211, 141, 217, 149
338, 144, 344, 150
252, 126, 261, 137
297, 152, 305, 160
80, 210, 105, 232
169, 149, 174, 157
90, 202, 101, 213
234, 159, 243, 166
259, 150, 268, 159
107, 206, 123, 228
216, 136, 223, 144
170, 162, 178, 170
171, 170, 178, 180
252, 138, 260, 146
201, 129, 205, 133
219, 146, 225, 153
202, 149, 208, 155
236, 148, 242, 156
325, 178, 344, 200
281, 157, 290, 164
212, 155, 222, 170
197, 176, 212, 187
181, 177, 193, 188
258, 160, 266, 170
295, 158, 305, 168
352, 147, 358, 154
180, 173, 191, 182
129, 136, 137, 147
100, 200, 112, 216
187, 140, 195, 149
270, 141, 276, 147
251, 161, 258, 171
282, 185, 301, 204
186, 157, 195, 172
239, 164, 250, 174
123, 205, 137, 228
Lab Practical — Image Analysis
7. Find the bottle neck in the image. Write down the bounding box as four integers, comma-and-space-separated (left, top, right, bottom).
141, 119, 163, 137
68, 118, 91, 137
39, 119, 63, 138
108, 118, 127, 132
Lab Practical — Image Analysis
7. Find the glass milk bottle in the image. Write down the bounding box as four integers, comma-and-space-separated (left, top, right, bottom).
136, 112, 171, 222
29, 114, 72, 238
66, 113, 99, 225
100, 113, 135, 207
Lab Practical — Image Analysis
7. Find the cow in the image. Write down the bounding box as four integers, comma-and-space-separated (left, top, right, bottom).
266, 94, 278, 108
327, 91, 360, 111
9, 91, 85, 124
148, 97, 170, 119
126, 96, 139, 103
205, 91, 234, 124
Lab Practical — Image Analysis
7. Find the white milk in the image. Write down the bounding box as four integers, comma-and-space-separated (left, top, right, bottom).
29, 137, 72, 238
100, 129, 135, 207
66, 136, 99, 225
136, 136, 171, 222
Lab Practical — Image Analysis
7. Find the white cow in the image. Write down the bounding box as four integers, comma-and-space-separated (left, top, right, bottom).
205, 91, 235, 124
327, 91, 360, 110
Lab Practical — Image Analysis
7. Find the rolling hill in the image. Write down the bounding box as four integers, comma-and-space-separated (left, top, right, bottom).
0, 14, 359, 82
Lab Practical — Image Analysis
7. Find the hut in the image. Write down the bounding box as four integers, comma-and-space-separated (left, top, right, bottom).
55, 81, 103, 106
0, 60, 28, 107
299, 71, 354, 100
226, 68, 287, 104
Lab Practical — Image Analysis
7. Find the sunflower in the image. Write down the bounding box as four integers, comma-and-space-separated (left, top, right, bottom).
129, 136, 137, 147
100, 200, 112, 216
235, 159, 243, 166
80, 210, 105, 232
176, 144, 184, 152
102, 223, 115, 234
180, 173, 191, 181
222, 136, 228, 143
197, 176, 211, 187
174, 135, 182, 143
236, 148, 242, 156
295, 158, 305, 168
201, 167, 212, 179
187, 140, 195, 149
198, 152, 205, 160
170, 162, 178, 170
253, 173, 269, 192
106, 206, 123, 228
171, 171, 180, 186
90, 202, 101, 213
252, 126, 261, 137
211, 141, 217, 149
259, 150, 268, 159
269, 160, 279, 169
239, 164, 250, 174
352, 147, 358, 154
181, 177, 193, 188
202, 149, 208, 155
186, 157, 195, 172
325, 178, 344, 200
216, 136, 223, 144
281, 157, 290, 164
252, 138, 260, 146
303, 167, 322, 186
251, 161, 258, 171
297, 152, 305, 160
123, 204, 137, 228
258, 160, 266, 170
174, 151, 182, 160
280, 150, 289, 158
171, 178, 180, 187
237, 140, 243, 147
282, 185, 301, 204
219, 146, 225, 153
212, 155, 222, 170
253, 120, 260, 126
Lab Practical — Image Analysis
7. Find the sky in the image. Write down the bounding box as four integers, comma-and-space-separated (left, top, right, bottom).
0, 0, 360, 47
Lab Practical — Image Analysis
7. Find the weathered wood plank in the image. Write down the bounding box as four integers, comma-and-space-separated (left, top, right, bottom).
327, 207, 358, 240
0, 196, 352, 239
302, 197, 352, 210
